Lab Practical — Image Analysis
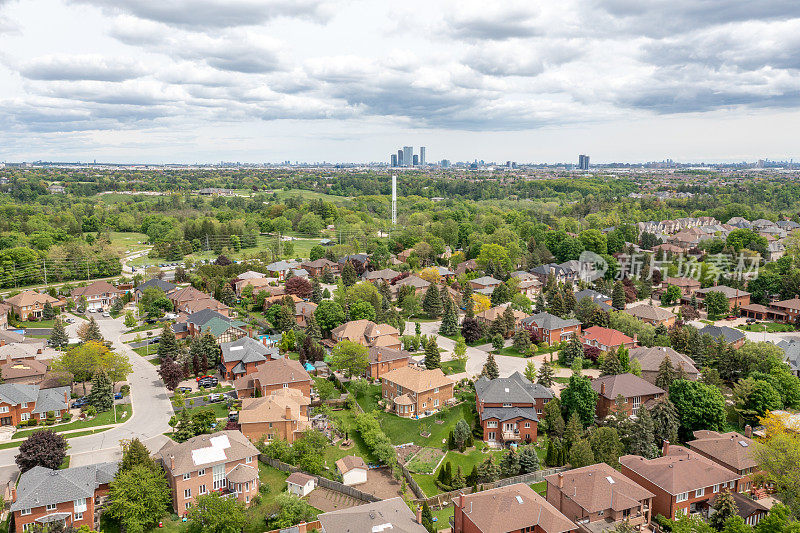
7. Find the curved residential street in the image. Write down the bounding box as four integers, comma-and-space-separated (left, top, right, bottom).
0, 315, 173, 470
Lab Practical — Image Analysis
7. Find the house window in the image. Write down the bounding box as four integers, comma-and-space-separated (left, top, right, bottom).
20, 508, 31, 516
46, 504, 57, 511
21, 413, 29, 421
695, 488, 705, 498
185, 503, 191, 510
245, 482, 249, 491
283, 383, 288, 388
433, 399, 439, 407
713, 484, 720, 493
486, 432, 496, 441
524, 422, 531, 428
199, 485, 207, 495
22, 525, 34, 533
74, 512, 84, 521
503, 403, 512, 408
422, 402, 426, 408
198, 469, 205, 476
246, 456, 252, 464
631, 396, 641, 415
183, 472, 191, 480
184, 488, 191, 499
434, 387, 439, 393
676, 492, 688, 502
74, 498, 87, 513
213, 464, 225, 490
675, 508, 686, 518
487, 421, 498, 428
0, 406, 8, 414
21, 403, 27, 409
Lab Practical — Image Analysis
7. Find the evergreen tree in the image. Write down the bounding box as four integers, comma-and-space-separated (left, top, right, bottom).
535, 293, 546, 312
422, 284, 443, 318
537, 359, 555, 387
600, 350, 625, 375
612, 281, 626, 310
81, 316, 104, 343
490, 283, 510, 306
42, 301, 55, 320
451, 465, 466, 489
709, 490, 739, 531
305, 314, 322, 341
563, 288, 577, 314
477, 455, 501, 483
500, 448, 520, 477
424, 336, 440, 369
649, 397, 679, 450
341, 261, 357, 287
514, 328, 532, 354
549, 291, 566, 317
543, 398, 565, 437
523, 360, 537, 382
502, 306, 517, 333
219, 285, 236, 307
421, 502, 435, 533
519, 446, 540, 473
655, 355, 677, 392
568, 438, 595, 468
200, 332, 219, 367
157, 322, 180, 361
49, 318, 69, 349
311, 279, 323, 304
120, 438, 159, 474
482, 353, 500, 380
439, 296, 459, 336
489, 315, 508, 338
558, 337, 583, 367
564, 411, 584, 448
88, 370, 113, 412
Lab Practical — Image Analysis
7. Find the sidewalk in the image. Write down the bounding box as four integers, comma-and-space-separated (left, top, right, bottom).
0, 423, 120, 446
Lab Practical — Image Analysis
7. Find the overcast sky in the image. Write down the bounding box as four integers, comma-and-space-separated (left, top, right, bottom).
1, 0, 799, 164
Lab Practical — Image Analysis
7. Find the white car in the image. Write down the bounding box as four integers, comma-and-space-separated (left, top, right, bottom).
102, 312, 111, 317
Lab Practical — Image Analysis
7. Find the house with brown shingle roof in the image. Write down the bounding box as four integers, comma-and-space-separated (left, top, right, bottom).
391, 275, 430, 297
381, 366, 454, 418
335, 455, 368, 486
687, 429, 760, 494
663, 277, 701, 296
580, 326, 636, 353
475, 304, 529, 330
300, 258, 339, 278
452, 483, 577, 533
694, 286, 751, 311
362, 268, 400, 284
545, 463, 654, 532
367, 346, 411, 379
628, 346, 699, 385
157, 430, 260, 512
239, 388, 309, 444
591, 373, 665, 418
70, 280, 122, 312
295, 301, 317, 328
621, 304, 676, 327
330, 319, 401, 350
233, 358, 312, 399
5, 291, 63, 320
619, 443, 741, 521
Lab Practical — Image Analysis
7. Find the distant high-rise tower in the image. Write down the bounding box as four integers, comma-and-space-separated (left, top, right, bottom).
578, 154, 590, 170
419, 146, 426, 166
403, 146, 413, 167
391, 175, 397, 225
397, 149, 404, 167
413, 154, 419, 166
391, 154, 397, 167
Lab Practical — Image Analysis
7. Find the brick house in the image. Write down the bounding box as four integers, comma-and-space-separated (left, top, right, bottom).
628, 346, 699, 384
474, 371, 552, 445
622, 305, 676, 327
452, 483, 578, 533
475, 304, 529, 330
697, 325, 746, 349
233, 358, 312, 399
167, 286, 213, 311
219, 336, 275, 381
468, 276, 502, 292
545, 463, 654, 532
580, 326, 636, 353
157, 430, 260, 513
9, 463, 117, 533
381, 366, 454, 418
619, 443, 741, 521
591, 373, 665, 418
295, 301, 318, 328
239, 388, 309, 444
663, 277, 701, 297
133, 278, 176, 302
4, 291, 64, 320
362, 268, 400, 284
694, 286, 751, 310
391, 275, 430, 298
318, 497, 427, 533
367, 346, 411, 379
0, 384, 69, 426
767, 297, 800, 323
687, 429, 760, 493
330, 320, 401, 350
300, 258, 339, 278
520, 312, 582, 346
233, 277, 273, 296
69, 280, 122, 312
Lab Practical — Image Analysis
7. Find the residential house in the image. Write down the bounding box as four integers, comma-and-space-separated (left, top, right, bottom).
9, 463, 117, 533
70, 281, 122, 312
777, 339, 800, 377
698, 325, 746, 349
301, 258, 339, 278
709, 491, 768, 527
362, 268, 400, 284
295, 301, 318, 328
518, 278, 543, 299
767, 297, 800, 323
694, 286, 751, 311
219, 336, 274, 381
0, 384, 70, 426
336, 455, 368, 486
133, 278, 176, 301
233, 277, 273, 296
338, 254, 370, 271
435, 265, 455, 279
531, 263, 577, 286
234, 358, 312, 399
234, 270, 265, 281
591, 373, 665, 418
475, 304, 529, 330
520, 312, 582, 345
318, 497, 428, 533
580, 326, 636, 353
452, 483, 578, 533
545, 463, 654, 532
619, 443, 741, 520
391, 275, 430, 297
286, 472, 316, 497
381, 366, 454, 418
266, 260, 295, 280
0, 357, 50, 386
330, 320, 401, 350
766, 241, 785, 262
510, 271, 536, 282
454, 258, 478, 275
47, 183, 66, 194
175, 308, 245, 340
687, 429, 760, 493
574, 289, 613, 311
169, 286, 230, 317
621, 305, 676, 327
291, 268, 309, 279
0, 302, 9, 329
469, 276, 502, 293
474, 372, 552, 445
4, 291, 63, 320
239, 389, 309, 444
653, 243, 684, 255
628, 346, 699, 384
367, 346, 411, 379
663, 277, 701, 297
157, 430, 260, 512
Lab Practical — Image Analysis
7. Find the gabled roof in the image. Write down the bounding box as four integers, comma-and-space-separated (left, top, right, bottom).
157, 430, 259, 477
381, 366, 453, 393
471, 275, 502, 286
286, 472, 316, 487
480, 406, 539, 422
335, 455, 367, 473
220, 336, 274, 365
301, 258, 338, 269
545, 462, 654, 514
234, 358, 312, 389
688, 430, 757, 471
318, 497, 427, 533
628, 346, 699, 375
185, 308, 230, 326
200, 318, 247, 338
168, 285, 209, 303
135, 278, 177, 294
620, 446, 740, 495
70, 280, 119, 298
777, 338, 800, 373
363, 268, 400, 281
5, 291, 60, 308
239, 390, 308, 424
475, 371, 552, 404
698, 325, 746, 344
0, 384, 69, 413
581, 326, 633, 347
368, 346, 411, 365
695, 286, 751, 298
622, 304, 676, 322
521, 312, 581, 331
236, 270, 265, 280
770, 297, 800, 310
591, 373, 665, 399
11, 463, 118, 511
395, 275, 429, 289
574, 289, 611, 303
266, 260, 293, 271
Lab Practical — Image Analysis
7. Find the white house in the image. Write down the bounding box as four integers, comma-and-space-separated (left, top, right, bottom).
336, 455, 368, 486
286, 472, 316, 497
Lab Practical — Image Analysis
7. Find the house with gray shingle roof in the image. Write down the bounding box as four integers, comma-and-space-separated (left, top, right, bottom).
777, 338, 800, 377
475, 371, 553, 445
220, 336, 276, 380
520, 312, 582, 345
0, 384, 69, 426
698, 325, 746, 348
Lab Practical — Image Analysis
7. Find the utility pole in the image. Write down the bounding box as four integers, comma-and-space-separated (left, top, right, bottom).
43, 259, 47, 286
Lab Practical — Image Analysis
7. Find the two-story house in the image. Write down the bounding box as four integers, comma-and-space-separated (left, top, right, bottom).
475, 304, 529, 331
687, 428, 760, 494
381, 366, 453, 418
0, 384, 70, 426
318, 497, 427, 533
330, 320, 401, 351
9, 463, 117, 533
694, 286, 751, 311
367, 346, 411, 379
4, 291, 63, 321
545, 463, 654, 532
233, 358, 312, 399
474, 371, 552, 445
619, 442, 741, 521
697, 325, 747, 349
622, 305, 676, 327
663, 277, 701, 297
295, 301, 318, 328
591, 373, 665, 419
580, 326, 636, 353
239, 388, 309, 444
468, 276, 503, 294
133, 278, 176, 302
219, 336, 275, 381
157, 430, 260, 513
300, 258, 339, 278
628, 346, 699, 385
70, 280, 122, 312
520, 312, 582, 346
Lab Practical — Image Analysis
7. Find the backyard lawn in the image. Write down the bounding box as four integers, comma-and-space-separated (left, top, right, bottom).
12, 404, 132, 439
737, 321, 796, 332
440, 359, 466, 375
412, 447, 506, 497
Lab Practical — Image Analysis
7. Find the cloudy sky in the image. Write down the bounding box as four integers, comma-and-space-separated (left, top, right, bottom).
1, 0, 799, 164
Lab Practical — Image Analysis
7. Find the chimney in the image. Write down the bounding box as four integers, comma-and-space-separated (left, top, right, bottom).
600, 382, 606, 396
377, 352, 382, 362
248, 327, 253, 338
285, 405, 292, 420
662, 440, 670, 456
416, 505, 422, 524
64, 391, 69, 403
262, 336, 267, 347
745, 425, 752, 438
557, 472, 564, 489
459, 493, 465, 508
633, 334, 638, 345
170, 455, 175, 470
37, 348, 43, 355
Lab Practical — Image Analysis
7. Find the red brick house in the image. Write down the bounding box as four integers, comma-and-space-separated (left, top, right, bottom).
474, 371, 552, 445
580, 326, 636, 353
695, 286, 751, 311
381, 366, 453, 418
0, 384, 70, 426
219, 336, 275, 381
233, 358, 312, 399
70, 280, 122, 312
591, 373, 665, 418
367, 346, 411, 379
520, 312, 582, 346
687, 428, 760, 494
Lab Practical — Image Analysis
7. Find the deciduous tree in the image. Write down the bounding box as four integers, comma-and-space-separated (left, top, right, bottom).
16, 430, 67, 473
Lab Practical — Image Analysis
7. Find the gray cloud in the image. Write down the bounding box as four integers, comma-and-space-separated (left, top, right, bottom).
446, 8, 541, 41
20, 55, 144, 82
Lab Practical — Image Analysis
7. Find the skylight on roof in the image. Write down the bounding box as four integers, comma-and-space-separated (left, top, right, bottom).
606, 476, 615, 484
505, 388, 509, 393
739, 441, 749, 447
515, 495, 523, 504
230, 346, 244, 351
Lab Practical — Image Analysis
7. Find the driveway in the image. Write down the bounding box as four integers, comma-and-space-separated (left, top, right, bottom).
0, 315, 174, 468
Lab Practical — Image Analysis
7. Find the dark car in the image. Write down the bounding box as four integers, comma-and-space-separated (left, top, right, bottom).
71, 397, 88, 409
198, 377, 219, 389
114, 392, 123, 400
176, 386, 192, 394
195, 375, 214, 382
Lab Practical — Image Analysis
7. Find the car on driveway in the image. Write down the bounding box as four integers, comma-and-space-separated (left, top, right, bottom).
114, 392, 123, 400
176, 386, 193, 394
71, 397, 88, 409
198, 377, 219, 389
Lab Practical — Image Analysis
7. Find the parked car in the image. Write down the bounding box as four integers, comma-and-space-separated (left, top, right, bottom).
102, 312, 111, 318
176, 386, 192, 394
195, 375, 214, 382
198, 377, 219, 389
208, 393, 225, 403
114, 392, 123, 400
71, 397, 88, 409
227, 411, 239, 422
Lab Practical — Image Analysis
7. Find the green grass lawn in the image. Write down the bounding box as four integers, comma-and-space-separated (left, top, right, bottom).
440, 359, 466, 375
179, 401, 230, 419
323, 408, 376, 472
125, 323, 163, 334
441, 334, 486, 347
0, 427, 113, 450
18, 319, 57, 328
530, 480, 547, 495
109, 231, 150, 253
737, 322, 796, 332
497, 346, 530, 358
430, 505, 454, 529
133, 345, 157, 357
12, 404, 132, 439
412, 447, 506, 497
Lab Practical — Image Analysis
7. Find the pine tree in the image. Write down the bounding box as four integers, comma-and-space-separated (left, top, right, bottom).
563, 288, 577, 314
514, 328, 532, 355
709, 490, 739, 530
549, 291, 565, 317
424, 336, 440, 369
545, 439, 557, 467
305, 314, 322, 340
628, 406, 656, 458
568, 438, 595, 468
120, 438, 158, 474
88, 370, 113, 412
451, 465, 466, 489
502, 306, 517, 334
49, 318, 69, 349
341, 261, 357, 287
490, 283, 510, 306
600, 349, 624, 375
482, 353, 500, 380
612, 281, 626, 310
439, 296, 459, 336
564, 411, 584, 448
518, 446, 540, 473
489, 315, 508, 338
220, 285, 236, 307
523, 360, 537, 382
421, 502, 435, 533
500, 448, 520, 477
42, 301, 54, 320
157, 322, 180, 361
536, 293, 546, 312
422, 284, 442, 318
537, 360, 555, 387
200, 332, 219, 367
311, 279, 323, 304
655, 355, 677, 391
650, 397, 679, 449
80, 316, 104, 343
464, 286, 475, 319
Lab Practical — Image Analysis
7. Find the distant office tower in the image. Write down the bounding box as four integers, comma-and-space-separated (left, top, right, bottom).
403, 146, 413, 167
397, 150, 404, 167
441, 159, 450, 168
391, 154, 397, 167
578, 154, 590, 170
419, 147, 426, 166
413, 155, 419, 166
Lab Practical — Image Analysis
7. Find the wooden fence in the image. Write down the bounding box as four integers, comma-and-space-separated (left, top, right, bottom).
258, 455, 379, 503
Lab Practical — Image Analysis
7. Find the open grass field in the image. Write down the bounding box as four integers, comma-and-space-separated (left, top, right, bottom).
109, 231, 149, 253
737, 321, 796, 332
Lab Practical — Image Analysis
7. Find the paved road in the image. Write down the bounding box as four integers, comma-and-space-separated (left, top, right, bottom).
0, 315, 173, 469
688, 317, 800, 345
